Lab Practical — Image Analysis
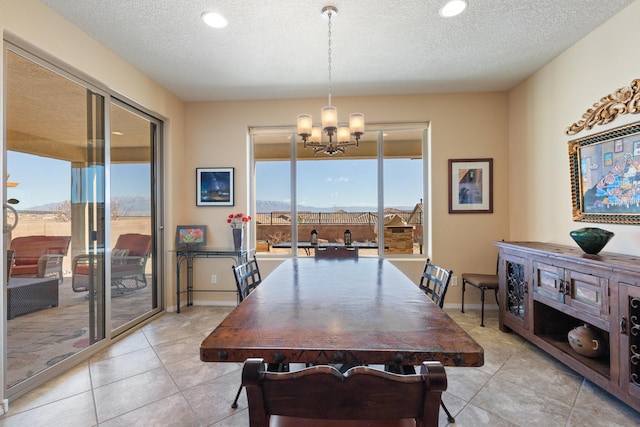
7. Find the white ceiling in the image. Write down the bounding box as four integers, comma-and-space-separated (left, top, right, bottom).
39, 0, 635, 102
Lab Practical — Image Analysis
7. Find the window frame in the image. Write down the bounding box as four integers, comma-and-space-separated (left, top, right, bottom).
250, 122, 429, 258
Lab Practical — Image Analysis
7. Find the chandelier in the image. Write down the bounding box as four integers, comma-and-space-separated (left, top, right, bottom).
297, 6, 364, 155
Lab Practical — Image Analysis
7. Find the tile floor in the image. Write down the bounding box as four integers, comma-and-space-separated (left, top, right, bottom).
1, 307, 639, 427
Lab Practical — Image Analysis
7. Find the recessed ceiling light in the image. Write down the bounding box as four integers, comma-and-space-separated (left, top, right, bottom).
439, 0, 467, 18
112, 131, 124, 136
202, 11, 228, 28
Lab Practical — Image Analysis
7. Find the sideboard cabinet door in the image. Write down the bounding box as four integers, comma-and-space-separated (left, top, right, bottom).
619, 283, 640, 400
499, 253, 530, 333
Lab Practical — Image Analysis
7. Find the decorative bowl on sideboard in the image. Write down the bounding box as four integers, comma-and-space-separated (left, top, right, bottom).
569, 227, 614, 255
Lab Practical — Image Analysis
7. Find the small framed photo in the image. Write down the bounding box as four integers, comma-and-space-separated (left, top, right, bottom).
448, 158, 493, 214
176, 225, 207, 248
196, 167, 234, 206
614, 139, 624, 153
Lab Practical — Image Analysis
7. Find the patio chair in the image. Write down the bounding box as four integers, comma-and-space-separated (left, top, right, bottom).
72, 233, 152, 293
242, 357, 447, 427
9, 235, 71, 284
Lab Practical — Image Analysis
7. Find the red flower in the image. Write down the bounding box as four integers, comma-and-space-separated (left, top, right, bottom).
228, 213, 251, 228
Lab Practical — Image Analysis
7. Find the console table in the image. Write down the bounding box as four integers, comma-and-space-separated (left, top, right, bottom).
495, 241, 640, 412
7, 277, 59, 319
174, 247, 248, 313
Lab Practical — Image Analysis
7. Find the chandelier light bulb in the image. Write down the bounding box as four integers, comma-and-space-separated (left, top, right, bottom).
297, 114, 313, 136
349, 113, 365, 134
321, 106, 338, 131
337, 124, 351, 143
310, 125, 322, 143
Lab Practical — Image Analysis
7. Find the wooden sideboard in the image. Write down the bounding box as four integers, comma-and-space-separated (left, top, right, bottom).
495, 241, 640, 412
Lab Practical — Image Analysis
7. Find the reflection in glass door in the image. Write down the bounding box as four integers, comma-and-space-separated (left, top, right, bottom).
5, 49, 106, 391
109, 101, 158, 333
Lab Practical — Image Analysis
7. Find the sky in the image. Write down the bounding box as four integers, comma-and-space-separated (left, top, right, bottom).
8, 152, 422, 211
7, 151, 150, 209
256, 157, 423, 209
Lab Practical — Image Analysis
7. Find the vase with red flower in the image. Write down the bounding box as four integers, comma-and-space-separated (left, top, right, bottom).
227, 213, 251, 250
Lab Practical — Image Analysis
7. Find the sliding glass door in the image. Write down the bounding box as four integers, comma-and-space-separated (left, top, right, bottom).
5, 49, 106, 391
109, 100, 159, 334
3, 44, 163, 396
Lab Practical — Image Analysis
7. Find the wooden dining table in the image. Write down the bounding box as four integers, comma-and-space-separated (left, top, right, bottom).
200, 258, 484, 368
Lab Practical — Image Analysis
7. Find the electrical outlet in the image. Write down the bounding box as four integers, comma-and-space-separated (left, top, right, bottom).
210, 274, 217, 284
451, 276, 458, 287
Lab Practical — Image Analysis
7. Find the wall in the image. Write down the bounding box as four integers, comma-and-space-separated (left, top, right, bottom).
508, 0, 640, 256
184, 93, 510, 304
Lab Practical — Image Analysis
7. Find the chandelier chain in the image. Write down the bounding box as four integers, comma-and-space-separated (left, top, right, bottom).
296, 5, 363, 155
327, 9, 332, 106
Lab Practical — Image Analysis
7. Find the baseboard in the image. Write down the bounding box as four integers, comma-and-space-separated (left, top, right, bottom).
445, 303, 498, 311
170, 300, 237, 312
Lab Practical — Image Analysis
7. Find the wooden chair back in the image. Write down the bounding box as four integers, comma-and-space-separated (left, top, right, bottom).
314, 246, 358, 259
232, 255, 262, 302
419, 259, 452, 308
242, 358, 447, 427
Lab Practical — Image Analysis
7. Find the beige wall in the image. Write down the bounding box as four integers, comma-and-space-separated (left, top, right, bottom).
6, 0, 636, 312
184, 93, 510, 304
508, 0, 640, 256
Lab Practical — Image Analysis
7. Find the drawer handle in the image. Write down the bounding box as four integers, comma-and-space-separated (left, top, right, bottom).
559, 280, 571, 295
620, 317, 627, 335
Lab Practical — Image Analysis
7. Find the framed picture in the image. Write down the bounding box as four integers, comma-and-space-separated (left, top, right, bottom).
614, 139, 624, 153
196, 167, 234, 206
568, 120, 640, 224
448, 158, 493, 214
175, 225, 207, 247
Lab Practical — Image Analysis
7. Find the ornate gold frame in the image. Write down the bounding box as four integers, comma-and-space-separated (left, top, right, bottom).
568, 121, 640, 224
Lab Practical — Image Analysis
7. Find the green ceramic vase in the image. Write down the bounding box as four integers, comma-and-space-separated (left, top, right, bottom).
569, 227, 614, 255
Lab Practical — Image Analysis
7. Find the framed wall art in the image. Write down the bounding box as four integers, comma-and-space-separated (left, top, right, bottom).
175, 225, 207, 248
196, 167, 234, 206
448, 158, 493, 214
568, 120, 640, 224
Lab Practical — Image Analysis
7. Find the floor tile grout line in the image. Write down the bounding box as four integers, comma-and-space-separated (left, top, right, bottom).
451, 336, 526, 426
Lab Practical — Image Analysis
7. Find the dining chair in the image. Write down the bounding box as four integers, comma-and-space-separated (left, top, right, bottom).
231, 255, 262, 302
461, 257, 499, 327
242, 357, 447, 427
314, 246, 358, 259
418, 259, 452, 309
408, 258, 455, 423
230, 256, 288, 409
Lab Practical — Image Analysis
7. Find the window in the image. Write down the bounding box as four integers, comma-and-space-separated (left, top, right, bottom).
252, 123, 427, 256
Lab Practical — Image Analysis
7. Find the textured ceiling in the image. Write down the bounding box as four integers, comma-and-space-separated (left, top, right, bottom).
39, 0, 635, 102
